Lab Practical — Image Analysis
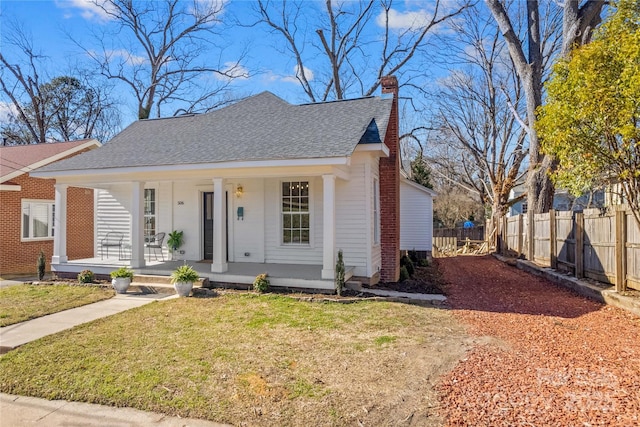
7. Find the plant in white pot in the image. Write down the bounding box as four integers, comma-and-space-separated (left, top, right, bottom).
170, 264, 199, 297
167, 230, 184, 260
110, 267, 134, 294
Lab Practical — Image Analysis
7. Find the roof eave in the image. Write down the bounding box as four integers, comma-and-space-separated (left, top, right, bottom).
30, 156, 353, 179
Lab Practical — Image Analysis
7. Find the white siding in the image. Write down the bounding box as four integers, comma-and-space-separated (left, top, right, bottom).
400, 180, 433, 251
172, 180, 211, 261
264, 177, 323, 264
370, 157, 381, 276
335, 153, 370, 277
230, 178, 265, 263
96, 185, 131, 258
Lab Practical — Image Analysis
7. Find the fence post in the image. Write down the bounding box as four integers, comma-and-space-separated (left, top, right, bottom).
528, 210, 535, 261
550, 209, 557, 269
517, 214, 524, 256
615, 209, 627, 292
575, 212, 584, 279
502, 215, 508, 255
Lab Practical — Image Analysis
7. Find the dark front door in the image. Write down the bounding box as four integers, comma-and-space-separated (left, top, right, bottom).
203, 192, 214, 260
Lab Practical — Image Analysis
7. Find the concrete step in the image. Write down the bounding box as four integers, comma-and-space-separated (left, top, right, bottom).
129, 283, 176, 295
133, 274, 172, 285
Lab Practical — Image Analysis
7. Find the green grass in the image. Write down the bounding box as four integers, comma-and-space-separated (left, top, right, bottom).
0, 293, 466, 426
0, 284, 114, 326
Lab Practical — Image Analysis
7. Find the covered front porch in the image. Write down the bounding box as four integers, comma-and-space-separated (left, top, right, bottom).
52, 257, 354, 291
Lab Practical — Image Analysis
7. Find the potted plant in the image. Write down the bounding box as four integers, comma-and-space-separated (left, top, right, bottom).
167, 230, 184, 260
110, 267, 134, 294
170, 264, 199, 297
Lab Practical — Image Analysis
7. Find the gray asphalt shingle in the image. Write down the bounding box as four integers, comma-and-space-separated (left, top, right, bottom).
35, 92, 393, 173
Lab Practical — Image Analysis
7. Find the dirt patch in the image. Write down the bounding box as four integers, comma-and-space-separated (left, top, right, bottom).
366, 263, 447, 294
436, 255, 640, 426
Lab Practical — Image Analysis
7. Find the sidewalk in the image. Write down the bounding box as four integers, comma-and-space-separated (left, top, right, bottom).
0, 393, 231, 426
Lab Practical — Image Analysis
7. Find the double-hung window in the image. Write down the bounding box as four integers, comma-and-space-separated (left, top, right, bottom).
282, 181, 310, 244
22, 200, 55, 240
144, 189, 156, 237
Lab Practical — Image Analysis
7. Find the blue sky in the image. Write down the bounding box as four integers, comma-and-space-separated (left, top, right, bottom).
1, 0, 454, 131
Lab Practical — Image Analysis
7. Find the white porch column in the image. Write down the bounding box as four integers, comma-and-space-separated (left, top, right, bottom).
51, 183, 68, 264
322, 174, 336, 280
130, 181, 146, 268
212, 178, 228, 273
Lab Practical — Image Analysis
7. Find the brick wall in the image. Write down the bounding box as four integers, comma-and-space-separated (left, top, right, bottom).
0, 174, 94, 275
0, 148, 96, 276
379, 75, 400, 282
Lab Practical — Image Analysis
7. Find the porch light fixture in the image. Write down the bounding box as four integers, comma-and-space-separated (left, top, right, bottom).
235, 184, 244, 198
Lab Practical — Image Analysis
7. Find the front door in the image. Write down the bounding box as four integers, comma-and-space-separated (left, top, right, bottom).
203, 192, 214, 260
203, 192, 228, 261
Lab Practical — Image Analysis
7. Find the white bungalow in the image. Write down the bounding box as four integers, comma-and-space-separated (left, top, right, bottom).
32, 76, 434, 290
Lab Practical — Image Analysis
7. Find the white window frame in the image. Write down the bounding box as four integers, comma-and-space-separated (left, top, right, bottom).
281, 180, 312, 246
373, 178, 380, 245
144, 188, 157, 238
21, 199, 55, 241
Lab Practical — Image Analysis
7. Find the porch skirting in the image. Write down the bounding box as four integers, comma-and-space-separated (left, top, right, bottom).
51, 259, 353, 291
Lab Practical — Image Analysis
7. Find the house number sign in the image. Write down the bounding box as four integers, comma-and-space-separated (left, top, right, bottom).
177, 201, 184, 205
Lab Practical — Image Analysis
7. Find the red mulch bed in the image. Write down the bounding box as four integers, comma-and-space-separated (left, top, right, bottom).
436, 255, 640, 426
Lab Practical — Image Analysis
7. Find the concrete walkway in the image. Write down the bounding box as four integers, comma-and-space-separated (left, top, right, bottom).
0, 292, 172, 354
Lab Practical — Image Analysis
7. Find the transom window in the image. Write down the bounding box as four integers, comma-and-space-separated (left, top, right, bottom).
144, 189, 156, 237
282, 181, 310, 244
22, 200, 55, 240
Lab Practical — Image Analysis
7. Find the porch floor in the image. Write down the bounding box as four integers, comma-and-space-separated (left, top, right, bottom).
54, 257, 351, 291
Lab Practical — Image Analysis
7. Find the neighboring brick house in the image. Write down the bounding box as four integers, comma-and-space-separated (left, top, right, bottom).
0, 140, 101, 276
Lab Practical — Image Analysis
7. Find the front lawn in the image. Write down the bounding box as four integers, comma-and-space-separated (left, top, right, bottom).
0, 293, 468, 426
0, 284, 114, 327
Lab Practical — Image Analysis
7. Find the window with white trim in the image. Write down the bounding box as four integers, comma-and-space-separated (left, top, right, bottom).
373, 178, 380, 244
282, 181, 310, 244
22, 200, 55, 240
144, 188, 156, 237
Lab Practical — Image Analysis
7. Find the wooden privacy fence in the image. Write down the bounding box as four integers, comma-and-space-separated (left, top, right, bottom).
500, 206, 640, 292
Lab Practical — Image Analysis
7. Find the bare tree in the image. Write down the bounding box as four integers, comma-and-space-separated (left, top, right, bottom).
82, 0, 245, 119
255, 0, 471, 102
485, 0, 605, 214
0, 27, 50, 144
430, 5, 533, 240
0, 24, 119, 144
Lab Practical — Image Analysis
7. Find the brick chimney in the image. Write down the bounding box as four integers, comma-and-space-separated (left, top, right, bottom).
379, 75, 400, 283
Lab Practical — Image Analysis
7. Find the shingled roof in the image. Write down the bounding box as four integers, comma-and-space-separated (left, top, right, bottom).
1, 139, 100, 182
35, 92, 393, 173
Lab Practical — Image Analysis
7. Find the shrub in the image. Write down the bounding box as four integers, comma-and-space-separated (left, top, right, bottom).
335, 249, 345, 296
400, 254, 414, 276
409, 249, 419, 264
399, 266, 410, 282
78, 269, 95, 284
419, 258, 430, 267
110, 267, 134, 279
253, 273, 270, 293
37, 249, 46, 280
